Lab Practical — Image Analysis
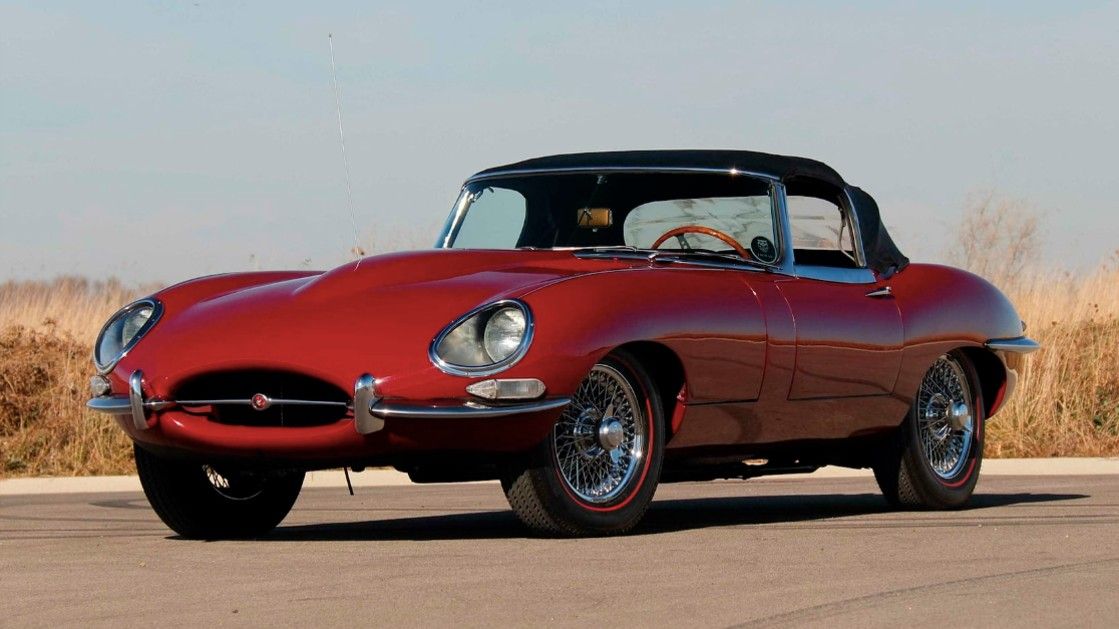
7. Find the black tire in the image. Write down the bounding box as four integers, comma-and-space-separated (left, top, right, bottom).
134, 444, 304, 539
874, 351, 985, 509
502, 350, 665, 536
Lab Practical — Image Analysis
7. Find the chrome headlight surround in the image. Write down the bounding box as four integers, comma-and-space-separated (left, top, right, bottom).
429, 300, 534, 377
93, 298, 164, 374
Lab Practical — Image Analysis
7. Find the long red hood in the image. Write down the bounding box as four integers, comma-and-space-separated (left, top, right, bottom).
118, 249, 637, 397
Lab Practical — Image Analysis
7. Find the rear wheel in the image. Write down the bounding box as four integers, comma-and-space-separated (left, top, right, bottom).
134, 444, 304, 539
874, 351, 984, 509
503, 350, 665, 536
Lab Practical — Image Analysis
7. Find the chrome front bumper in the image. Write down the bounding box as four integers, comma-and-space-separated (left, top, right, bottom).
87, 370, 570, 435
984, 336, 1041, 354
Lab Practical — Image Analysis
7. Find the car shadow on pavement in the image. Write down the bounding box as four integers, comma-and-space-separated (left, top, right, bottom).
254, 491, 1086, 542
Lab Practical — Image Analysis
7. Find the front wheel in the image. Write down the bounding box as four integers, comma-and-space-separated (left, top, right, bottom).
874, 351, 985, 509
503, 350, 665, 536
134, 444, 304, 539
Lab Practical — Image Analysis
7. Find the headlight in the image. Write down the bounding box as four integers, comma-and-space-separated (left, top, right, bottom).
431, 300, 532, 375
93, 298, 163, 373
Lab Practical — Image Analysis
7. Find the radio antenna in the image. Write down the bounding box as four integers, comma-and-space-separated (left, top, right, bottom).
328, 33, 364, 259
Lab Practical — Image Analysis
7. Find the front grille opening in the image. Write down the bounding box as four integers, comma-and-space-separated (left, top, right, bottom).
174, 370, 350, 427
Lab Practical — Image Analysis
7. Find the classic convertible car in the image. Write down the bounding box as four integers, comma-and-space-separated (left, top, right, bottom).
88, 150, 1038, 538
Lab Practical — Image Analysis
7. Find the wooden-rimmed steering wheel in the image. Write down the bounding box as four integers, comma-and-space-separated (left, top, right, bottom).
649, 225, 753, 260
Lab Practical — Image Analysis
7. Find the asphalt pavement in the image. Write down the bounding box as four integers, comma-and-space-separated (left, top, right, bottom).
2, 474, 1117, 627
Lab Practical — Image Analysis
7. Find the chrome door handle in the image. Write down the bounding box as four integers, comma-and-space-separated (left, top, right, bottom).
865, 286, 892, 298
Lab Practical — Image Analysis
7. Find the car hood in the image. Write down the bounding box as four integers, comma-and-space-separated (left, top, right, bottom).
127, 249, 638, 395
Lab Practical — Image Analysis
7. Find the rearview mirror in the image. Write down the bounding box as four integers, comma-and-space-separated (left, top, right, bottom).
576, 207, 613, 229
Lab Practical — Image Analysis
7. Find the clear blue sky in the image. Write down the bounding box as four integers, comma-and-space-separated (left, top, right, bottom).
2, 1, 1116, 283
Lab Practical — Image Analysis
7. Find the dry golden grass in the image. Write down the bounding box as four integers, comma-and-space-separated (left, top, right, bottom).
0, 278, 151, 477
2, 258, 1117, 477
0, 277, 155, 341
986, 265, 1119, 457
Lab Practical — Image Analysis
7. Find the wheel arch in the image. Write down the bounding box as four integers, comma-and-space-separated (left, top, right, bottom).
613, 341, 686, 440
958, 346, 1009, 419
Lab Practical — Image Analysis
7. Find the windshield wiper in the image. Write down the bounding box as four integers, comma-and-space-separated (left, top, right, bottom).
573, 246, 653, 258
649, 249, 769, 270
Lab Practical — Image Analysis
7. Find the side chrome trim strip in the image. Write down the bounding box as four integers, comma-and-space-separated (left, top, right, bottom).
368, 397, 571, 420
353, 374, 384, 435
985, 336, 1041, 354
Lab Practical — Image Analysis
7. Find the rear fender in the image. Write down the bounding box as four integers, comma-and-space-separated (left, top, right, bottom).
890, 264, 1025, 404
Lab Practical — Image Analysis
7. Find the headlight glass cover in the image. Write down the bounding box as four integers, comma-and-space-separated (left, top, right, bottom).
431, 301, 532, 375
94, 299, 163, 372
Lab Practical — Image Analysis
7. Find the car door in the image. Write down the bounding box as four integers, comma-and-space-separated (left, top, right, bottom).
777, 278, 902, 398
777, 191, 903, 399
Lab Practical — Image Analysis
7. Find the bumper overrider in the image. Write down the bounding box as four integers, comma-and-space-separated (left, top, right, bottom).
88, 370, 571, 435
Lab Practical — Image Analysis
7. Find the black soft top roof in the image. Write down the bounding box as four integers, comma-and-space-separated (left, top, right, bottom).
472, 149, 846, 188
471, 150, 908, 276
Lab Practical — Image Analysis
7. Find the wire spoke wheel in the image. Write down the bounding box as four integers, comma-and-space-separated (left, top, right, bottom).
552, 364, 646, 504
202, 464, 266, 501
503, 350, 664, 536
134, 445, 304, 539
916, 355, 975, 480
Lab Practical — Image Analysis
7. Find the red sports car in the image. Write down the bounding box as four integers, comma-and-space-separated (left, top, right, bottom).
88, 150, 1038, 538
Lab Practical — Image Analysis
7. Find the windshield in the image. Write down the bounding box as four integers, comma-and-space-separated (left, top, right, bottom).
440, 171, 780, 263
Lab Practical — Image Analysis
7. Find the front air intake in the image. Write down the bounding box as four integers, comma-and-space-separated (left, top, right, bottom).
173, 370, 350, 427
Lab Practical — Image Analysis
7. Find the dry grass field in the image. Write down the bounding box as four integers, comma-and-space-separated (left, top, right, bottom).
2, 250, 1117, 478
0, 279, 152, 476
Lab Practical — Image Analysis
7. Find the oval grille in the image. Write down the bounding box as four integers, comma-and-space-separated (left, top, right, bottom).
173, 370, 350, 427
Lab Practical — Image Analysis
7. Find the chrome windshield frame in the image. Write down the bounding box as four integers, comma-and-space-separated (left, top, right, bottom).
436, 166, 791, 271
436, 164, 878, 284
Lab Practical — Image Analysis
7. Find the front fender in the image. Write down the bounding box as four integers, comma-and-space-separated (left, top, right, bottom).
515, 266, 767, 404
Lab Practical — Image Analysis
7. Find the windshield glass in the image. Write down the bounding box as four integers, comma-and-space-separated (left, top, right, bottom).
441, 172, 779, 262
